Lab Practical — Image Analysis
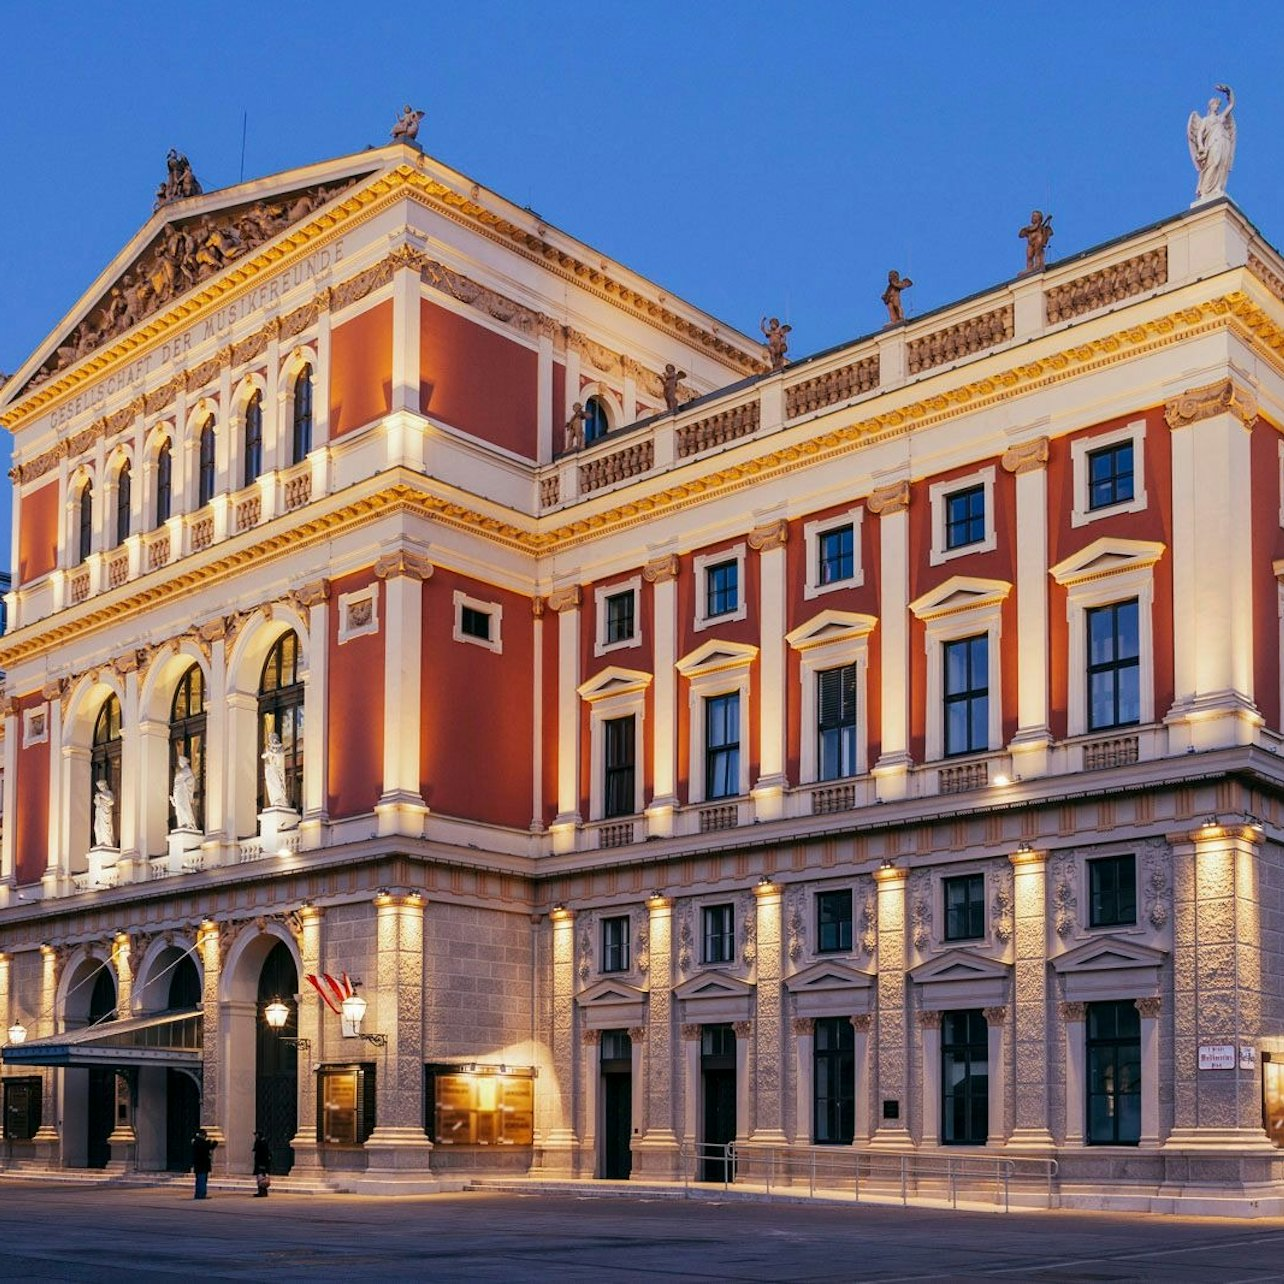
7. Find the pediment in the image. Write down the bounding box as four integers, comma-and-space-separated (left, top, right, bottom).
785, 610, 878, 653
1051, 935, 1167, 974
784, 959, 876, 994
576, 978, 648, 1007
673, 970, 756, 1000
909, 948, 1011, 985
909, 576, 1011, 621
1049, 537, 1166, 588
577, 666, 653, 702
675, 639, 759, 677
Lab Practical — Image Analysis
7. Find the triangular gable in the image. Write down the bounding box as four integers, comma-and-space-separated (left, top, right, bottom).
785, 610, 878, 653
576, 976, 647, 1029
909, 576, 1011, 622
675, 639, 759, 678
785, 959, 875, 993
1051, 935, 1167, 974
909, 948, 1011, 985
1049, 537, 1166, 588
577, 666, 653, 702
673, 970, 755, 1000
576, 978, 648, 1006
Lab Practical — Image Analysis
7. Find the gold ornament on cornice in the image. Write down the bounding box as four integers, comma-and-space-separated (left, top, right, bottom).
1001, 436, 1050, 474
747, 518, 788, 551
642, 553, 679, 583
1163, 376, 1257, 430
547, 585, 582, 612
867, 479, 910, 515
373, 550, 434, 582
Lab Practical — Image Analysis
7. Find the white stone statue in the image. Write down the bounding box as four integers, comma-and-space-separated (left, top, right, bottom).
93, 779, 116, 848
262, 732, 289, 809
1187, 84, 1236, 202
170, 754, 198, 831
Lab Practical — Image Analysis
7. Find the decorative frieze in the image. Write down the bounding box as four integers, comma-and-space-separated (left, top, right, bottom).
1248, 251, 1284, 305
1044, 247, 1167, 324
785, 355, 879, 418
907, 304, 1014, 375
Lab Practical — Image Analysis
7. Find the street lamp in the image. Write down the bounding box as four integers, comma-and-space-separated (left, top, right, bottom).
7, 1022, 26, 1045
262, 997, 310, 1056
340, 990, 386, 1047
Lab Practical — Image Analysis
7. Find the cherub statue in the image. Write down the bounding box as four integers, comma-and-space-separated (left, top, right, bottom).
93, 779, 116, 848
1019, 210, 1054, 273
760, 316, 792, 370
262, 733, 289, 809
564, 401, 587, 451
392, 105, 425, 144
661, 363, 687, 412
882, 270, 914, 325
171, 754, 198, 832
1188, 84, 1236, 202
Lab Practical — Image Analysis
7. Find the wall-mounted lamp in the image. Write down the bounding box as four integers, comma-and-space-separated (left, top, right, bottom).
992, 773, 1020, 788
340, 987, 388, 1047
262, 997, 310, 1056
7, 1022, 27, 1045
1203, 816, 1219, 830
880, 858, 894, 870
1016, 841, 1032, 854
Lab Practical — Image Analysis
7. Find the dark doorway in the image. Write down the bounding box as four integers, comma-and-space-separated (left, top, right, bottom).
255, 941, 297, 1174
700, 1024, 736, 1182
600, 1029, 632, 1180
165, 956, 203, 1170
941, 1009, 989, 1145
814, 1016, 855, 1144
86, 969, 117, 1169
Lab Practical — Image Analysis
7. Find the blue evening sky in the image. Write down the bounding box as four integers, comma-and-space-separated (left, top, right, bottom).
1, 1, 1281, 570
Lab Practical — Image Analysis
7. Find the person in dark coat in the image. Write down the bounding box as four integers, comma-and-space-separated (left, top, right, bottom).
252, 1132, 272, 1197
191, 1127, 217, 1200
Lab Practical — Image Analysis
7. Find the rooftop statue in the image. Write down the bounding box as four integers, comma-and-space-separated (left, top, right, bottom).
564, 401, 587, 451
882, 270, 913, 325
154, 149, 204, 211
662, 363, 687, 412
1188, 84, 1236, 203
392, 105, 425, 144
760, 317, 792, 370
1019, 210, 1054, 273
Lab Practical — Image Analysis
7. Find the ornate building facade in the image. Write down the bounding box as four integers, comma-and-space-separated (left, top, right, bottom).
0, 137, 1283, 1210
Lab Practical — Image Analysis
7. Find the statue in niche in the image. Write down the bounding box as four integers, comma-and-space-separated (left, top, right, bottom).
154, 149, 203, 210
882, 269, 914, 325
1019, 210, 1054, 272
262, 733, 289, 809
392, 105, 425, 143
93, 779, 116, 848
1188, 85, 1236, 202
662, 363, 687, 412
564, 401, 587, 451
171, 754, 198, 831
760, 316, 792, 370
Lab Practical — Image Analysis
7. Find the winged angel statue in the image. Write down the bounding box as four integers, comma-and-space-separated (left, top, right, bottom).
1187, 84, 1236, 202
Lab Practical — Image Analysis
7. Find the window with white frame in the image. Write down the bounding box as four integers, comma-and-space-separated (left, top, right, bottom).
452, 590, 503, 654
909, 578, 1009, 762
594, 576, 642, 656
929, 466, 997, 565
693, 545, 747, 631
1049, 537, 1162, 737
1070, 421, 1147, 528
676, 639, 757, 803
803, 508, 865, 599
576, 666, 651, 821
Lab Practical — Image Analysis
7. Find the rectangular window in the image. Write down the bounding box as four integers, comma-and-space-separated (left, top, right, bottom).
1086, 1000, 1141, 1145
460, 605, 491, 642
943, 635, 988, 757
816, 889, 853, 953
605, 590, 635, 645
941, 1010, 989, 1145
1088, 441, 1134, 510
705, 692, 740, 800
944, 485, 986, 550
705, 560, 739, 618
316, 1064, 376, 1146
1087, 599, 1140, 730
1089, 854, 1137, 928
601, 915, 631, 973
813, 1017, 855, 1144
603, 715, 636, 818
817, 663, 857, 781
944, 873, 986, 941
818, 525, 855, 585
702, 903, 735, 964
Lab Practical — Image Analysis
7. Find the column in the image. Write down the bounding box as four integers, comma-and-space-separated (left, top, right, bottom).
390, 248, 422, 420
871, 863, 911, 1146
580, 1029, 600, 1177
33, 945, 60, 1164
43, 685, 64, 896
792, 1017, 814, 1144
643, 555, 679, 838
261, 331, 282, 505
751, 879, 787, 1142
1008, 846, 1054, 1147
634, 895, 679, 1176
362, 891, 435, 1187
373, 553, 432, 838
628, 1025, 647, 1167
984, 1006, 1009, 1144
201, 634, 229, 856
680, 1024, 701, 1162
536, 327, 554, 464
530, 597, 545, 830
117, 667, 142, 881
1, 701, 18, 893
198, 921, 227, 1169
295, 580, 332, 849
290, 904, 323, 1174
1061, 1002, 1086, 1146
1137, 996, 1161, 1148
539, 906, 578, 1174
851, 1014, 873, 1143
1002, 437, 1051, 776
733, 1020, 753, 1142
310, 290, 334, 499
919, 1011, 942, 1146
869, 480, 911, 801
549, 587, 582, 855
106, 934, 137, 1169
1164, 380, 1259, 750
750, 520, 788, 821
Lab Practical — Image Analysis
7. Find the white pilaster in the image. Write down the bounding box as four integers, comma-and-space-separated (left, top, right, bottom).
550, 586, 582, 853
644, 555, 679, 838
750, 521, 788, 820
870, 481, 911, 800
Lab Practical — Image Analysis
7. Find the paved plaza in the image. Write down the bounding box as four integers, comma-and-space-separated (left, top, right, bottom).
0, 1182, 1281, 1281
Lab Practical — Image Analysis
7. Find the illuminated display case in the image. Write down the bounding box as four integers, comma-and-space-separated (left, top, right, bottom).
316, 1062, 376, 1146
424, 1064, 535, 1146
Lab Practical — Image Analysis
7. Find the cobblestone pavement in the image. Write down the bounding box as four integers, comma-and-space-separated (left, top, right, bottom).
0, 1181, 1282, 1281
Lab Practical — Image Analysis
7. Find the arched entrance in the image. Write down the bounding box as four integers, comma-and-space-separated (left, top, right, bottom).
255, 941, 297, 1174
165, 958, 202, 1171
85, 970, 117, 1169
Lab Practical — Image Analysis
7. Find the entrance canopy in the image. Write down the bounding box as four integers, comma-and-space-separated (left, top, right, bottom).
2, 1009, 202, 1070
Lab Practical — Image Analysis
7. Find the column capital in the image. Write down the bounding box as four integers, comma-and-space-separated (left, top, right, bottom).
732, 1021, 753, 1039
1059, 1001, 1086, 1022
916, 1010, 942, 1029
867, 479, 910, 515
1164, 376, 1257, 431
850, 1013, 872, 1033
289, 578, 331, 609
873, 862, 907, 888
581, 1028, 601, 1046
547, 584, 582, 612
747, 519, 788, 552
1134, 995, 1162, 1018
642, 553, 679, 583
373, 550, 434, 582
1009, 845, 1048, 868
627, 1026, 647, 1043
791, 1016, 814, 1036
1001, 436, 1050, 474
983, 1006, 1009, 1026
680, 1023, 702, 1041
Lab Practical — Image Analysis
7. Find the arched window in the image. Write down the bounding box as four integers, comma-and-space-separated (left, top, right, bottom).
583, 395, 610, 445
244, 391, 263, 488
78, 481, 94, 564
91, 695, 122, 847
169, 664, 206, 831
197, 416, 216, 508
291, 365, 313, 465
114, 462, 131, 548
155, 440, 172, 525
257, 632, 304, 812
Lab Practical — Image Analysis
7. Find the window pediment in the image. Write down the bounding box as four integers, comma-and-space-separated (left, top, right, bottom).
676, 639, 758, 678
785, 610, 878, 653
576, 977, 647, 1030
1049, 537, 1165, 588
577, 666, 653, 702
909, 576, 1011, 622
784, 959, 875, 994
910, 947, 1011, 1010
1051, 935, 1166, 974
673, 971, 755, 1001
909, 948, 1011, 985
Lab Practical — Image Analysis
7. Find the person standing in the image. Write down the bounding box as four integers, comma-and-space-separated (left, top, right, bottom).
252, 1132, 272, 1197
191, 1127, 217, 1200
